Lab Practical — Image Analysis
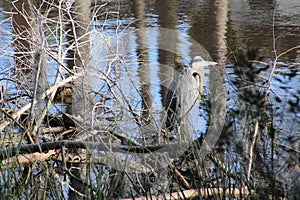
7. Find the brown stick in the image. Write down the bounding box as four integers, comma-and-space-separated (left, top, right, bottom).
173, 165, 190, 188
0, 139, 172, 161
1, 150, 57, 170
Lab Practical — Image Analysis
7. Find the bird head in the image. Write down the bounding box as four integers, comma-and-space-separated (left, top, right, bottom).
191, 56, 218, 68
190, 56, 218, 99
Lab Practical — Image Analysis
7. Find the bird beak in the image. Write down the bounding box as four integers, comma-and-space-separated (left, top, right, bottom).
191, 60, 218, 69
202, 61, 218, 66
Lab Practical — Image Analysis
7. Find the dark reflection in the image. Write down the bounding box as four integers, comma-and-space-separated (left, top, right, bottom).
187, 0, 227, 156
188, 0, 228, 61
248, 0, 276, 9
12, 0, 48, 138
132, 0, 153, 127
155, 0, 182, 106
64, 0, 91, 199
226, 0, 300, 60
12, 0, 34, 74
11, 0, 48, 197
64, 0, 92, 124
65, 2, 90, 69
226, 0, 274, 54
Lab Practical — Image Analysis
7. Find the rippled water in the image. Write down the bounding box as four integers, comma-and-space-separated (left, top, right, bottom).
0, 0, 299, 134
91, 0, 300, 134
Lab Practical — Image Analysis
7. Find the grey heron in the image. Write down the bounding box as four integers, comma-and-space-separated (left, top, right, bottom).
164, 56, 217, 132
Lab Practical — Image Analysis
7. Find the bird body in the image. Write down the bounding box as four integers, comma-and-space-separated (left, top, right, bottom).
164, 56, 217, 132
164, 66, 200, 131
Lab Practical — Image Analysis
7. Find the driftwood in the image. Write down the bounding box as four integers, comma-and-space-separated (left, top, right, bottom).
1, 150, 57, 170
0, 139, 188, 161
121, 187, 250, 200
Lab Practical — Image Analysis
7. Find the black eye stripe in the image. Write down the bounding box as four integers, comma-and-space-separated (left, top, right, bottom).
192, 72, 199, 77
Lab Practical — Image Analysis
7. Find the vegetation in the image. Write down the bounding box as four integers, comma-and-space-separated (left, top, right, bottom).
0, 0, 299, 199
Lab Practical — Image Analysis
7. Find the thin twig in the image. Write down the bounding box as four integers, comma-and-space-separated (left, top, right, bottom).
247, 121, 259, 181
0, 75, 79, 131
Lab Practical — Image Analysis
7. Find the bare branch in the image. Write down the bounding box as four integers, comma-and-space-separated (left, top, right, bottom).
0, 74, 79, 131
1, 150, 57, 170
